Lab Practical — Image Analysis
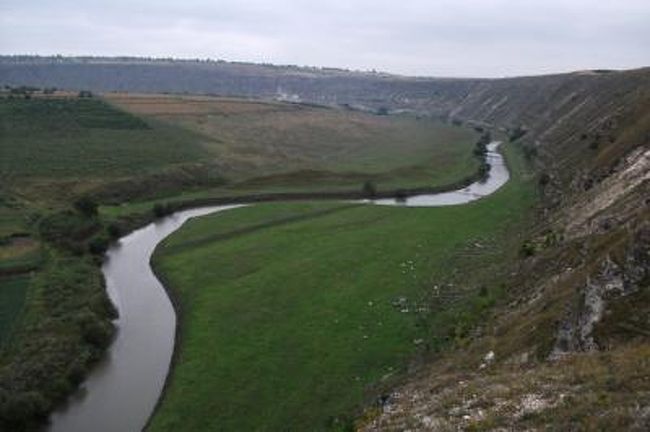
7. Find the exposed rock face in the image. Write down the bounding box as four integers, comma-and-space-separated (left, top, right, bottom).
551, 256, 630, 356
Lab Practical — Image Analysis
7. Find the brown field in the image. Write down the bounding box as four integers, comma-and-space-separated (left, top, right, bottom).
106, 93, 283, 116
0, 237, 39, 261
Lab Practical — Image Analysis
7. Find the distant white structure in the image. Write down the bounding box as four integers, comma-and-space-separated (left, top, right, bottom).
274, 86, 301, 102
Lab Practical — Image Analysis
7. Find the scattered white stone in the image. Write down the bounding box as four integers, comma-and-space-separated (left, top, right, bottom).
517, 393, 549, 418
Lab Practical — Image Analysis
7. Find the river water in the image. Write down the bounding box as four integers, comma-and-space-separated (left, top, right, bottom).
49, 205, 243, 432
372, 141, 509, 206
48, 142, 507, 432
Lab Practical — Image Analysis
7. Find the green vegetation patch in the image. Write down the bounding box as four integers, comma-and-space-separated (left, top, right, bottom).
150, 143, 535, 431
0, 253, 117, 431
0, 276, 29, 347
109, 95, 480, 192
0, 98, 210, 179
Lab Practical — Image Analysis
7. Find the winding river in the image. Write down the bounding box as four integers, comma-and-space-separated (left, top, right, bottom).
48, 142, 508, 432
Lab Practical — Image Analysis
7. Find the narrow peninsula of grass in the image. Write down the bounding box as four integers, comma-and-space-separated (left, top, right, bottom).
150, 143, 535, 431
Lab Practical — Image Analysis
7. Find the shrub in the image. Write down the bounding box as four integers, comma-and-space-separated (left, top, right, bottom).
153, 202, 173, 218
39, 210, 100, 248
74, 197, 98, 218
538, 172, 551, 188
509, 125, 528, 142
0, 390, 48, 426
88, 235, 109, 255
520, 240, 536, 257
76, 309, 114, 349
395, 189, 408, 202
477, 162, 491, 180
106, 223, 122, 239
362, 181, 377, 198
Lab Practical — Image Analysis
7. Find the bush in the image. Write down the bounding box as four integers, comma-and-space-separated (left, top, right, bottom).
538, 172, 551, 188
74, 196, 98, 218
39, 210, 100, 248
88, 235, 109, 255
520, 240, 536, 257
76, 309, 114, 349
478, 162, 491, 180
153, 202, 173, 218
522, 144, 538, 161
509, 125, 527, 142
0, 390, 48, 427
106, 223, 122, 239
395, 189, 408, 202
362, 181, 377, 198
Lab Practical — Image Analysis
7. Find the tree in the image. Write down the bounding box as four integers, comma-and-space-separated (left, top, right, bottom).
152, 203, 173, 218
509, 126, 527, 142
74, 197, 98, 217
362, 180, 377, 198
395, 189, 408, 202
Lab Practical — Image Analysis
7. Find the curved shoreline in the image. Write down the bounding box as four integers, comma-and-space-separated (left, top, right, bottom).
49, 142, 508, 432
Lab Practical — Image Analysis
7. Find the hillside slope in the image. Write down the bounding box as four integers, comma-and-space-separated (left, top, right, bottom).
359, 77, 650, 429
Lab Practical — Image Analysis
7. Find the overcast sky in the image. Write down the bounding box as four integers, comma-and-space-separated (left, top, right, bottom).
1, 0, 648, 77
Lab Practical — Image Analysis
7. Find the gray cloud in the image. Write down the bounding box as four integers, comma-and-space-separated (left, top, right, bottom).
0, 0, 648, 77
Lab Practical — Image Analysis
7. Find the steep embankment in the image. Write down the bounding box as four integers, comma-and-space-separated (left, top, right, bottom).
359, 73, 650, 429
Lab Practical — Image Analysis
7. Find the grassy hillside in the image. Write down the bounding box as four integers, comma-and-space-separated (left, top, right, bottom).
149, 143, 534, 431
0, 97, 210, 179
106, 94, 480, 191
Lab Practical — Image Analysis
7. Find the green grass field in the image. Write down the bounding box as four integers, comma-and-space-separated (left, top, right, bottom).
150, 143, 535, 431
0, 276, 29, 348
0, 97, 209, 180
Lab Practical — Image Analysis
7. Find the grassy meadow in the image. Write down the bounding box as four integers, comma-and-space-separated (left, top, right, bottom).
106, 94, 480, 192
0, 276, 29, 347
0, 97, 209, 180
150, 143, 535, 431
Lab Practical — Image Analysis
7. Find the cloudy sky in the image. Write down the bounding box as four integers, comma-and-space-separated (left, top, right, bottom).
1, 0, 648, 77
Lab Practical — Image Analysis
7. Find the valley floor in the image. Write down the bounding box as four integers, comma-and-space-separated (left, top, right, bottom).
149, 143, 534, 430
